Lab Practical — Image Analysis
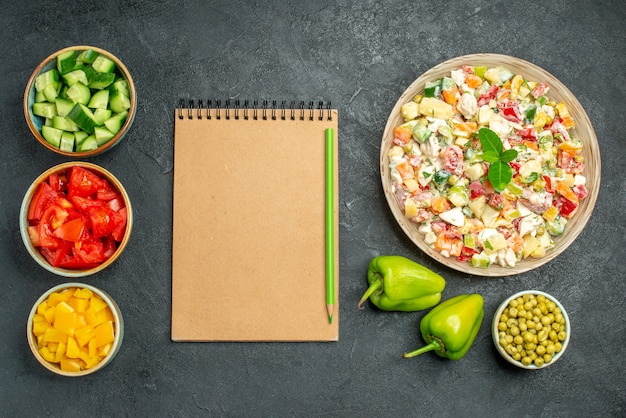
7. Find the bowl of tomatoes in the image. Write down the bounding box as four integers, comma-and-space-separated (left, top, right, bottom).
20, 162, 132, 277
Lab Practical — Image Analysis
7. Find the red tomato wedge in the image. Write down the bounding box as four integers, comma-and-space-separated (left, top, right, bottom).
27, 182, 58, 222
68, 166, 106, 199
52, 218, 86, 243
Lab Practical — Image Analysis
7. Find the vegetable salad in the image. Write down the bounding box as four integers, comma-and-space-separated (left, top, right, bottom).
388, 65, 588, 268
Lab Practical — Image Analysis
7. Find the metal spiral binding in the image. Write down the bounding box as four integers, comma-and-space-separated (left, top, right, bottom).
178, 99, 333, 121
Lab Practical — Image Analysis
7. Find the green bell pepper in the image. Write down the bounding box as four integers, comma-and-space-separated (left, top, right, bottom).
357, 256, 446, 312
402, 293, 484, 360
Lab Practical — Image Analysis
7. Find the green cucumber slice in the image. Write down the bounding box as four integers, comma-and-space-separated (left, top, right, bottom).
42, 125, 63, 147
32, 102, 57, 119
76, 136, 98, 152
55, 97, 75, 117
74, 130, 89, 145
109, 86, 130, 113
68, 103, 98, 134
42, 84, 58, 103
35, 69, 60, 92
60, 132, 75, 152
92, 55, 116, 73
53, 115, 80, 132
77, 49, 99, 64
88, 89, 109, 109
103, 111, 128, 134
88, 72, 116, 89
65, 82, 91, 105
34, 90, 47, 103
62, 69, 88, 86
94, 126, 115, 146
56, 50, 77, 75
93, 108, 112, 125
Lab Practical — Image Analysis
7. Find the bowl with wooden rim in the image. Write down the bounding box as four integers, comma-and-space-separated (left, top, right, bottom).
380, 53, 600, 276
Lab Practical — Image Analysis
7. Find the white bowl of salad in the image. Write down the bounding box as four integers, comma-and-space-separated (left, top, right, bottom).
380, 54, 600, 276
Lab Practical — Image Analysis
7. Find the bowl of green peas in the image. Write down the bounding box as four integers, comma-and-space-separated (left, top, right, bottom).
492, 290, 570, 369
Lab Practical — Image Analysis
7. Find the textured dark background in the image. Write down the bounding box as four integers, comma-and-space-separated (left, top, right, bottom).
1, 1, 625, 416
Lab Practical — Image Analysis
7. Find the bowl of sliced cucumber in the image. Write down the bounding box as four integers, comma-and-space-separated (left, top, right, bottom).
24, 46, 136, 157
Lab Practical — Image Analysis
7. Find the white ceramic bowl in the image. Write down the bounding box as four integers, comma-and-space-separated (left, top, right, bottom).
492, 290, 570, 369
27, 282, 124, 377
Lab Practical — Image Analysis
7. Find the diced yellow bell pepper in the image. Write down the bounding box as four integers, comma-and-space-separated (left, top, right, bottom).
89, 295, 108, 314
37, 301, 48, 315
47, 289, 73, 307
32, 320, 50, 337
75, 325, 96, 347
66, 336, 80, 359
67, 297, 89, 313
84, 307, 98, 325
94, 321, 115, 348
89, 337, 97, 358
75, 312, 88, 330
47, 342, 59, 353
73, 288, 93, 299
97, 343, 112, 357
43, 327, 68, 344
38, 347, 55, 363
43, 307, 56, 323
53, 305, 77, 337
60, 358, 82, 372
54, 342, 67, 363
542, 206, 559, 222
95, 307, 114, 325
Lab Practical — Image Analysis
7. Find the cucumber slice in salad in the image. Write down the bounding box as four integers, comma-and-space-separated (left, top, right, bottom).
68, 103, 99, 134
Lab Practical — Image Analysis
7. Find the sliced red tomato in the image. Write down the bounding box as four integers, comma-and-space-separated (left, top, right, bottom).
497, 100, 523, 123
68, 166, 106, 199
96, 188, 118, 201
39, 243, 72, 267
106, 196, 124, 212
111, 207, 127, 242
52, 218, 86, 243
102, 237, 117, 259
71, 195, 105, 212
74, 239, 105, 265
87, 205, 125, 239
27, 182, 58, 222
48, 172, 68, 193
38, 205, 69, 248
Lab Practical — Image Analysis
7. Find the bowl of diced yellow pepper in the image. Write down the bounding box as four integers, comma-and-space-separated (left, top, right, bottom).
27, 282, 123, 376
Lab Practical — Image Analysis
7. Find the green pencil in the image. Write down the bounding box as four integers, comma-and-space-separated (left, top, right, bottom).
325, 127, 335, 324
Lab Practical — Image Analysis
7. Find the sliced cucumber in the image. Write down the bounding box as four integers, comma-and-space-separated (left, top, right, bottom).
55, 97, 75, 117
56, 50, 77, 75
103, 111, 127, 134
92, 55, 115, 73
68, 103, 99, 134
88, 89, 109, 109
35, 69, 60, 92
88, 72, 116, 89
76, 136, 98, 152
42, 125, 63, 147
77, 49, 99, 64
65, 82, 91, 105
42, 84, 58, 103
60, 132, 75, 152
32, 102, 57, 119
93, 108, 112, 125
74, 130, 89, 145
94, 126, 115, 146
34, 90, 47, 103
52, 115, 80, 132
62, 69, 88, 86
109, 82, 131, 113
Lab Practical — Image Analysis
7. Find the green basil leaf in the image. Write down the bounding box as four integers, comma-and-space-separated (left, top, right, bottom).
488, 161, 513, 193
500, 148, 519, 163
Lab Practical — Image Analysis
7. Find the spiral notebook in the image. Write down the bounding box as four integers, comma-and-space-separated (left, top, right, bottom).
172, 100, 339, 342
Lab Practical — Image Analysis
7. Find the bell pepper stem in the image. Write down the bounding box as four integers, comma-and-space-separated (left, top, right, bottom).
402, 340, 441, 359
357, 276, 383, 310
